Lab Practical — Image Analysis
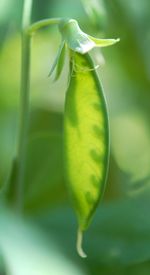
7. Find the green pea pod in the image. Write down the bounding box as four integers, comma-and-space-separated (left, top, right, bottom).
64, 52, 109, 257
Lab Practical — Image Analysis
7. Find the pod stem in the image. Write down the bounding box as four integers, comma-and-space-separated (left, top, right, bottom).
76, 228, 87, 258
27, 18, 62, 35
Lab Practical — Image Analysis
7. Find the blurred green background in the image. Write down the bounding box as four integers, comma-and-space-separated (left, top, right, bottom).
0, 0, 150, 274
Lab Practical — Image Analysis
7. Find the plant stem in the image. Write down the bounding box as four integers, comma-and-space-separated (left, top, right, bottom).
16, 0, 33, 213
27, 18, 62, 34
22, 0, 33, 29
16, 4, 63, 213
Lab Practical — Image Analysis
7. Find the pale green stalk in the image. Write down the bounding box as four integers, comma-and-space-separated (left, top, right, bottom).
16, 0, 33, 212
17, 5, 62, 213
27, 18, 62, 34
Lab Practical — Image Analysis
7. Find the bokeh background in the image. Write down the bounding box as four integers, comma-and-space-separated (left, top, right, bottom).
0, 0, 150, 274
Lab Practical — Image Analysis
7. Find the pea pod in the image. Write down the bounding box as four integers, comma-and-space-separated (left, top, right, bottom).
64, 52, 109, 257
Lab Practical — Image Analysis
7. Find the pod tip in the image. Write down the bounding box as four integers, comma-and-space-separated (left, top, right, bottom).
76, 228, 87, 258
115, 38, 120, 43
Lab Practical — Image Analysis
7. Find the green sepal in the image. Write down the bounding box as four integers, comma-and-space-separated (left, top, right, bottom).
55, 42, 66, 81
88, 35, 120, 47
49, 40, 66, 81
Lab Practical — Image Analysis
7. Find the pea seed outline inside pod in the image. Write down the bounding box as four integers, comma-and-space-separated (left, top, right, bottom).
64, 51, 109, 257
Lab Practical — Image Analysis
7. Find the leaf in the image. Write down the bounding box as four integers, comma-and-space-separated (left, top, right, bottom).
0, 208, 86, 275
88, 260, 150, 275
24, 131, 66, 213
6, 109, 66, 214
0, 110, 17, 190
36, 192, 150, 267
0, 252, 6, 274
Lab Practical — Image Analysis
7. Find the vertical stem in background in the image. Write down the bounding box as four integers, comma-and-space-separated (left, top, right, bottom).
17, 0, 33, 213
